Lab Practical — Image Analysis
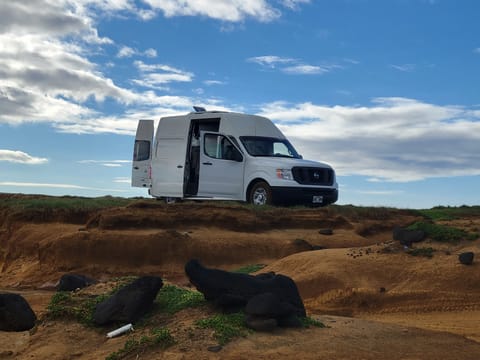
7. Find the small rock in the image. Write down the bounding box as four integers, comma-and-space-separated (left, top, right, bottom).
207, 345, 223, 353
245, 315, 278, 332
379, 287, 386, 293
459, 252, 474, 265
318, 229, 334, 235
57, 274, 97, 292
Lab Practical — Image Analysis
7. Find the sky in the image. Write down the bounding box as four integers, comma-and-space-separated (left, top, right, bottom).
0, 0, 479, 209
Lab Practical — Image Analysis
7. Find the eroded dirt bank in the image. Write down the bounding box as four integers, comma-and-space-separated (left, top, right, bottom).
1, 195, 480, 359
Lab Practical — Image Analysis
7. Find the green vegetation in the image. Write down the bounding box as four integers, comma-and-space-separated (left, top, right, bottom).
300, 316, 326, 328
46, 278, 136, 326
0, 195, 136, 211
407, 247, 435, 258
156, 285, 206, 314
327, 204, 404, 221
47, 291, 109, 326
105, 328, 175, 360
233, 264, 266, 274
408, 221, 477, 243
195, 312, 252, 345
417, 205, 480, 221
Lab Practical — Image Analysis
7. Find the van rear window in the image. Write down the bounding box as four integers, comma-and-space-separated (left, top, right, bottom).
133, 140, 150, 161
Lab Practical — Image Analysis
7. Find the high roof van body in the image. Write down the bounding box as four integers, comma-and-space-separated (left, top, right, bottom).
132, 109, 338, 206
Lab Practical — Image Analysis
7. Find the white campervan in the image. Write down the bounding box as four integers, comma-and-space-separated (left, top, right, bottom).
132, 107, 338, 206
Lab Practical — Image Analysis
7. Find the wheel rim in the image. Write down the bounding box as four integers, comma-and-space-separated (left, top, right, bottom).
252, 187, 268, 205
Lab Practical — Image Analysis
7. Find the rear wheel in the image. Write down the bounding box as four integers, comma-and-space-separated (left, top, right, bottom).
249, 181, 272, 206
164, 197, 177, 204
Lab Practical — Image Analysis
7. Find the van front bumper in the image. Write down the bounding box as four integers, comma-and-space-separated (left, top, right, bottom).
271, 186, 338, 206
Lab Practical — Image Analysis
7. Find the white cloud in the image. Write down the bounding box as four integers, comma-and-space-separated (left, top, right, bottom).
117, 46, 136, 58
0, 150, 48, 164
247, 55, 296, 68
0, 181, 128, 192
0, 32, 139, 126
114, 177, 131, 183
79, 159, 131, 167
260, 98, 480, 182
280, 0, 311, 10
248, 55, 342, 75
204, 80, 226, 86
142, 0, 281, 22
144, 48, 157, 58
390, 64, 416, 72
0, 1, 194, 130
282, 64, 337, 75
133, 60, 194, 88
117, 46, 158, 58
356, 189, 404, 195
0, 1, 310, 133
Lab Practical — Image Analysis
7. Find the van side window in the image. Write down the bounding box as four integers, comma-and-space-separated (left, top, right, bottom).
204, 134, 242, 161
133, 140, 150, 161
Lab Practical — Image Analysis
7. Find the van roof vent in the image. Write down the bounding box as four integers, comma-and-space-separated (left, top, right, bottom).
193, 106, 206, 113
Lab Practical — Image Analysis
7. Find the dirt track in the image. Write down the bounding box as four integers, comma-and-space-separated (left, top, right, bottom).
1, 197, 480, 359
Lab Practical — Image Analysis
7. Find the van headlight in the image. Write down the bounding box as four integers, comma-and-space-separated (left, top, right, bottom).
276, 169, 293, 180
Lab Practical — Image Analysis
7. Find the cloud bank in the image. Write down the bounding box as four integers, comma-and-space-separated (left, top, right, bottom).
260, 98, 480, 182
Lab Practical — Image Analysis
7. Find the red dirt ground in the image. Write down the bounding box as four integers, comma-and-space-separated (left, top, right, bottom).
1, 196, 479, 359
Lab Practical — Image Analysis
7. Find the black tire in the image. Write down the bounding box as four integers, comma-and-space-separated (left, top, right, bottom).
249, 181, 272, 206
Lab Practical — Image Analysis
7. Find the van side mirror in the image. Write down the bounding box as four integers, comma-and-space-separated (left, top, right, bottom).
233, 152, 243, 162
298, 154, 303, 159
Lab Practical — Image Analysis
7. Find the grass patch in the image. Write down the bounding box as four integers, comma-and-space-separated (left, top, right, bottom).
327, 204, 405, 221
195, 312, 252, 345
233, 264, 266, 274
417, 205, 480, 221
46, 278, 137, 326
156, 285, 206, 315
0, 195, 136, 211
300, 316, 326, 328
407, 221, 476, 243
407, 247, 435, 258
46, 291, 109, 326
105, 327, 175, 360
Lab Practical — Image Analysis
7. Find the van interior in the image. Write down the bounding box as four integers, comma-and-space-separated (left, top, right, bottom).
184, 118, 220, 196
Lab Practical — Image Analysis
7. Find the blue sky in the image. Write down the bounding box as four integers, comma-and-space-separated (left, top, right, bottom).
1, 0, 479, 209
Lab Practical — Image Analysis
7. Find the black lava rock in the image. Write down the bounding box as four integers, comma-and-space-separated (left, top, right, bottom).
185, 259, 305, 331
93, 276, 163, 325
393, 227, 426, 247
459, 252, 474, 265
0, 293, 37, 332
57, 274, 97, 292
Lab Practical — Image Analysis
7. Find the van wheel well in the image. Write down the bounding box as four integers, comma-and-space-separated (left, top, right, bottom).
246, 179, 271, 203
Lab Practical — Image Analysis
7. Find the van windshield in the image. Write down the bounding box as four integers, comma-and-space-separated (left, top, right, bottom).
239, 136, 301, 158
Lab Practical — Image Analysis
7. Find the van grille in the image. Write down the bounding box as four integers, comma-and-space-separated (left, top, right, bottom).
292, 167, 334, 186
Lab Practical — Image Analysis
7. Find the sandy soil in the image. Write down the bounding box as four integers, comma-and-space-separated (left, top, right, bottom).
1, 197, 480, 359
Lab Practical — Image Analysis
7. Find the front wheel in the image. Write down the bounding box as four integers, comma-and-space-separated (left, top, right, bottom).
249, 181, 272, 206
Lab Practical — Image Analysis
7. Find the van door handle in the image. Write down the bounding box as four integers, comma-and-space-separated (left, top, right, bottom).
202, 162, 213, 166
133, 166, 139, 170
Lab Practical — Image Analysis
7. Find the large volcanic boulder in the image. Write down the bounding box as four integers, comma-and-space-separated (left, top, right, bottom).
57, 274, 97, 292
93, 276, 163, 325
185, 259, 305, 331
0, 293, 37, 332
393, 227, 426, 247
